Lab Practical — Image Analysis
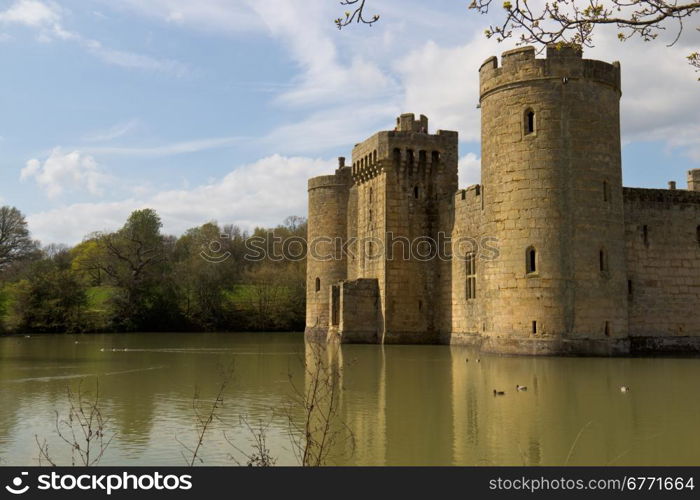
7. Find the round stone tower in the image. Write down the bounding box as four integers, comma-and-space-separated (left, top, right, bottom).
478, 44, 629, 354
305, 159, 351, 341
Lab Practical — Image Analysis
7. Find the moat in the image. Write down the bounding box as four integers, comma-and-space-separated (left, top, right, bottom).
1, 332, 699, 466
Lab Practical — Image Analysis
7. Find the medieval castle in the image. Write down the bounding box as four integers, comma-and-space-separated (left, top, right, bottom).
305, 44, 700, 355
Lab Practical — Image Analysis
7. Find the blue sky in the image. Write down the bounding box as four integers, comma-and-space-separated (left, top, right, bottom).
0, 0, 698, 244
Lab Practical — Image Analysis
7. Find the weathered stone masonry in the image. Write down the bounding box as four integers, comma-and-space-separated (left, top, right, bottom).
305, 44, 700, 355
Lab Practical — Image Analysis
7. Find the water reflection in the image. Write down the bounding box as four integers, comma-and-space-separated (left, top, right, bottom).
1, 333, 699, 466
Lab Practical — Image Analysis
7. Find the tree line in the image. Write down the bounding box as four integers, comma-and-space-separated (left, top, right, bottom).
0, 206, 307, 334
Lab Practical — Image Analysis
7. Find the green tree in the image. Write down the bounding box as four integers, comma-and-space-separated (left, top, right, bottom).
173, 222, 234, 331
238, 217, 307, 331
13, 249, 88, 333
71, 236, 109, 286
97, 209, 180, 331
0, 206, 39, 272
0, 285, 8, 332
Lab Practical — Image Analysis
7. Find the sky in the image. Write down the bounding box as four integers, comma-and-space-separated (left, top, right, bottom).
0, 0, 698, 245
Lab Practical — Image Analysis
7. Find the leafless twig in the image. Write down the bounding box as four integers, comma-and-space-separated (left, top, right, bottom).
35, 379, 115, 466
177, 362, 234, 466
285, 343, 355, 466
225, 416, 277, 467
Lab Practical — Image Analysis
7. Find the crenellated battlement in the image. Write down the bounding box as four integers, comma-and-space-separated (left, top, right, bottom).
479, 44, 621, 99
455, 184, 482, 203
350, 115, 458, 184
396, 113, 429, 132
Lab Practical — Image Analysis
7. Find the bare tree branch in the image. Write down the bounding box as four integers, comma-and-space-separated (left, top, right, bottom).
285, 343, 355, 466
180, 362, 234, 466
35, 379, 116, 466
335, 0, 380, 29
224, 416, 277, 467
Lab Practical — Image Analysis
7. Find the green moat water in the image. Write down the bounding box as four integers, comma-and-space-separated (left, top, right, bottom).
1, 332, 699, 466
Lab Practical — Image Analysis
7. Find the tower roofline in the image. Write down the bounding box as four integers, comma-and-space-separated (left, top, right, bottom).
479, 44, 621, 99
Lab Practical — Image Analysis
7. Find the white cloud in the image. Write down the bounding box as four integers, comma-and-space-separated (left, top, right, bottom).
0, 0, 75, 41
583, 32, 700, 162
458, 153, 481, 188
111, 0, 264, 34
84, 135, 246, 157
83, 39, 189, 77
83, 119, 140, 142
0, 0, 60, 28
396, 37, 494, 143
249, 0, 396, 108
262, 102, 399, 154
0, 0, 188, 76
20, 148, 109, 199
26, 154, 333, 244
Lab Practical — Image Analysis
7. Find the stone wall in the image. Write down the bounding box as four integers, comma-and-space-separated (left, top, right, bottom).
447, 185, 484, 342
624, 188, 700, 338
337, 279, 380, 343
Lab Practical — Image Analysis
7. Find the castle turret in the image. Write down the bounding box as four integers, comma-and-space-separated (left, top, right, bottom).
305, 160, 351, 341
478, 45, 629, 354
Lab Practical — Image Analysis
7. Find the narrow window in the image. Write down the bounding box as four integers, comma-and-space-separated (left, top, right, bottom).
526, 247, 537, 274
331, 286, 340, 326
414, 186, 420, 199
532, 321, 537, 335
315, 277, 321, 293
373, 150, 377, 163
604, 321, 611, 337
393, 148, 401, 167
642, 225, 649, 246
599, 249, 607, 273
418, 300, 423, 311
466, 253, 476, 300
696, 225, 700, 247
603, 181, 609, 202
369, 209, 372, 222
524, 109, 535, 135
628, 279, 633, 297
